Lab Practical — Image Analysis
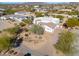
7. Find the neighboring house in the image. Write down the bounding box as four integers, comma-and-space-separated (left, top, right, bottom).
34, 8, 48, 13
14, 11, 35, 19
14, 11, 32, 16
52, 6, 64, 10
0, 8, 6, 16
9, 15, 27, 22
34, 5, 39, 8
0, 11, 4, 16
59, 9, 72, 12
0, 8, 5, 11
0, 14, 27, 22
33, 16, 60, 32
0, 11, 35, 22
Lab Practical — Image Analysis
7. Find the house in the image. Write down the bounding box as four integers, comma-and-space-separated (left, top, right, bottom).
0, 14, 27, 22
52, 6, 64, 10
0, 8, 6, 16
0, 11, 4, 16
35, 8, 48, 13
9, 15, 27, 22
14, 11, 35, 19
0, 11, 35, 22
34, 5, 39, 8
33, 16, 60, 32
0, 8, 5, 11
14, 11, 32, 16
59, 9, 72, 12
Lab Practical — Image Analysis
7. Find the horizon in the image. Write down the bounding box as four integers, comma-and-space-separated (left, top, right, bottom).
0, 2, 69, 4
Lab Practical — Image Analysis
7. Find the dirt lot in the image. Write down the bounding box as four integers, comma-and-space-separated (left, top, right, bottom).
19, 26, 64, 55
0, 20, 17, 31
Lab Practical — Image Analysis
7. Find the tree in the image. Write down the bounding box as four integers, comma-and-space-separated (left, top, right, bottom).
4, 26, 20, 35
19, 22, 26, 27
55, 30, 76, 55
0, 35, 12, 51
31, 25, 44, 35
23, 19, 32, 25
66, 17, 79, 27
55, 15, 64, 20
4, 9, 16, 15
35, 12, 44, 17
67, 11, 79, 15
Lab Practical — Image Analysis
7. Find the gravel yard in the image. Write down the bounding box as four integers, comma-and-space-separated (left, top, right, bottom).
0, 20, 15, 31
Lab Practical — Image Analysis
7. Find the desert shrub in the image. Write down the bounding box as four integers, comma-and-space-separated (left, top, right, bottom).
19, 22, 26, 27
4, 26, 20, 34
4, 9, 16, 14
55, 15, 64, 20
0, 35, 12, 51
23, 19, 32, 24
55, 30, 76, 55
35, 12, 44, 17
66, 17, 79, 27
31, 25, 44, 35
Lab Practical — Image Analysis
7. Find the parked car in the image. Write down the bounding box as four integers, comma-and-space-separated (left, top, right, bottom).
24, 53, 31, 56
13, 37, 23, 47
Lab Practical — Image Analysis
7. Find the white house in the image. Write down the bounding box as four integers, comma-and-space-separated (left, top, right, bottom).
0, 8, 5, 11
14, 11, 35, 18
33, 16, 60, 32
34, 8, 48, 13
0, 11, 35, 22
14, 11, 31, 16
0, 14, 27, 22
34, 5, 39, 8
9, 15, 27, 22
59, 9, 72, 12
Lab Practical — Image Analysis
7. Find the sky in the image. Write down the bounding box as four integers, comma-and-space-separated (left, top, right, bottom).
0, 2, 66, 4
0, 0, 78, 2
47, 2, 65, 4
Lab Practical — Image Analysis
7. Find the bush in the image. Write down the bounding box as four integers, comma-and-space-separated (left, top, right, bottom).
19, 22, 26, 27
23, 19, 32, 24
0, 35, 12, 51
31, 25, 44, 35
66, 17, 79, 27
4, 26, 20, 35
55, 30, 76, 55
39, 36, 42, 39
55, 15, 64, 20
35, 12, 44, 17
67, 11, 79, 15
4, 9, 16, 14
